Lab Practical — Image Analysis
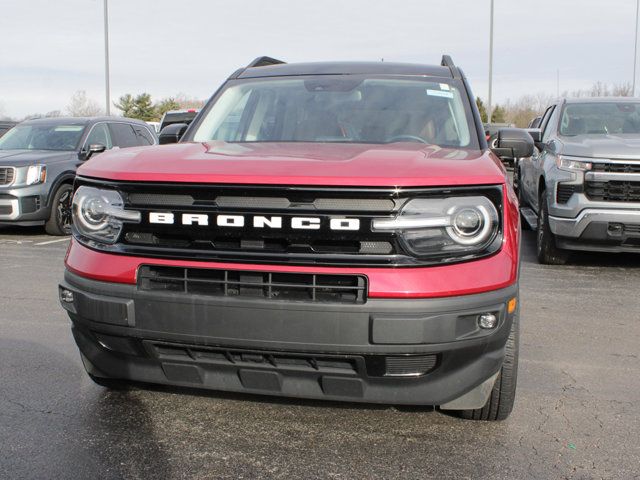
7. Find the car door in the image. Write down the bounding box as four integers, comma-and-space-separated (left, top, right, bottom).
523, 105, 555, 209
530, 105, 560, 212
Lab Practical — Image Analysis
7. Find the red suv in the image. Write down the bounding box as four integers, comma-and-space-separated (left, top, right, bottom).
59, 56, 533, 420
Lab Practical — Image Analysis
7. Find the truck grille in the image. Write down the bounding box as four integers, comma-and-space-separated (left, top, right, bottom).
585, 180, 640, 202
592, 162, 640, 173
138, 265, 368, 304
0, 167, 15, 186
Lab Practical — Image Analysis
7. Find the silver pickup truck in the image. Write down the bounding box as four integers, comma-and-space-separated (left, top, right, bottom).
516, 98, 640, 264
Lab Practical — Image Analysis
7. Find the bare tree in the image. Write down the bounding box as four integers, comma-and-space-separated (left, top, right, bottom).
66, 90, 103, 117
612, 82, 633, 96
173, 93, 206, 110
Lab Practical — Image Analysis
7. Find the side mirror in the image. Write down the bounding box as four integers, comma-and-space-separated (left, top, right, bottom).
159, 123, 189, 145
491, 128, 534, 159
79, 143, 107, 161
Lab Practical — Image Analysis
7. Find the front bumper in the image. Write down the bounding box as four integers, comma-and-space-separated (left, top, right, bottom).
0, 184, 50, 225
549, 208, 640, 252
60, 269, 518, 406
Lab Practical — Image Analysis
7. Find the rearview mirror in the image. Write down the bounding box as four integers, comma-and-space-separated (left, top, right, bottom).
79, 143, 107, 161
159, 123, 189, 145
491, 128, 534, 159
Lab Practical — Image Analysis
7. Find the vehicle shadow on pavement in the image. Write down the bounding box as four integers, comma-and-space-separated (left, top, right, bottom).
0, 225, 47, 237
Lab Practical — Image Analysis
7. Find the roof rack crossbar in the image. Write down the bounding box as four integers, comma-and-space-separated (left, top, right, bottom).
441, 54, 461, 79
247, 56, 286, 68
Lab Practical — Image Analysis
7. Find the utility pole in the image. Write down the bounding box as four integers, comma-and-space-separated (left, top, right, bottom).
104, 0, 111, 115
634, 0, 639, 96
487, 0, 494, 123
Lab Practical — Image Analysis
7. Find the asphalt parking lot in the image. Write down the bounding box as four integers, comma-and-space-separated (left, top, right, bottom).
1, 225, 639, 480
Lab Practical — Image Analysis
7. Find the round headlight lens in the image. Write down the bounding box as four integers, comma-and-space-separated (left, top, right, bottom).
72, 186, 141, 243
446, 204, 495, 246
452, 208, 483, 237
82, 197, 108, 226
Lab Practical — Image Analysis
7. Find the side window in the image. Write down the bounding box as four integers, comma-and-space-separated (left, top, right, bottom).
538, 106, 556, 142
84, 123, 113, 149
133, 125, 155, 146
542, 106, 560, 142
109, 123, 139, 148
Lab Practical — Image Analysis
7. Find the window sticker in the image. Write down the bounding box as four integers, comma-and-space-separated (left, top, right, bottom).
439, 83, 451, 91
54, 126, 84, 132
426, 89, 454, 99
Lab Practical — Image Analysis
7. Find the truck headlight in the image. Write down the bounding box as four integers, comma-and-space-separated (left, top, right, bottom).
26, 165, 47, 185
72, 186, 141, 244
556, 155, 592, 172
372, 196, 500, 258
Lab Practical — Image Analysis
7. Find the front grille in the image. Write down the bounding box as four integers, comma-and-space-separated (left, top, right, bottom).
137, 340, 439, 378
138, 265, 367, 304
385, 355, 438, 377
592, 162, 640, 173
147, 341, 359, 375
0, 167, 15, 186
556, 184, 576, 203
585, 180, 640, 202
75, 178, 504, 267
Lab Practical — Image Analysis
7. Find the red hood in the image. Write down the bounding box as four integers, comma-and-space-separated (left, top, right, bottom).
78, 142, 506, 187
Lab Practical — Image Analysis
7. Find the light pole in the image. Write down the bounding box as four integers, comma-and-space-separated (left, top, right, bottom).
487, 0, 494, 123
634, 0, 639, 96
104, 0, 111, 115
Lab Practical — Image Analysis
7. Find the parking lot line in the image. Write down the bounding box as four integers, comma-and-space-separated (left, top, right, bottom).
34, 238, 70, 246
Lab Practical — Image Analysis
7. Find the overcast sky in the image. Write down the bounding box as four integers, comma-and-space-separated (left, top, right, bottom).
0, 0, 638, 119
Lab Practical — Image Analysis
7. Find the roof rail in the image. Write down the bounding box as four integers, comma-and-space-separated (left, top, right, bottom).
441, 54, 461, 79
247, 56, 286, 68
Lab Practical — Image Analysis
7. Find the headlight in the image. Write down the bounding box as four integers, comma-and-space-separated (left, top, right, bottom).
26, 165, 47, 185
556, 155, 592, 172
372, 196, 500, 258
72, 186, 141, 244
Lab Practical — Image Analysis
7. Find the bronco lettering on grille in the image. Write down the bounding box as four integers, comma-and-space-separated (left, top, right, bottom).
148, 212, 361, 231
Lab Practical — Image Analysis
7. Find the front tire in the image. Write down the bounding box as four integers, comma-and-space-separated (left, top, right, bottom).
456, 311, 519, 421
45, 183, 73, 236
536, 190, 569, 265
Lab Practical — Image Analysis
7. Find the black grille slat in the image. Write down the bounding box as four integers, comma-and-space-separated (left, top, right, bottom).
0, 167, 15, 186
586, 180, 640, 202
139, 265, 367, 304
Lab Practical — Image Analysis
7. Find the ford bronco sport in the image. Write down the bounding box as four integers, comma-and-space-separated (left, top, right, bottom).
59, 56, 533, 420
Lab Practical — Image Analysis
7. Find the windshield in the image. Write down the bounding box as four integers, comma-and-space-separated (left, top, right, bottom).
560, 102, 640, 136
192, 77, 475, 148
0, 124, 86, 151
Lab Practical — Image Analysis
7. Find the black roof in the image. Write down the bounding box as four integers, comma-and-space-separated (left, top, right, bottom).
19, 116, 150, 126
236, 61, 454, 79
